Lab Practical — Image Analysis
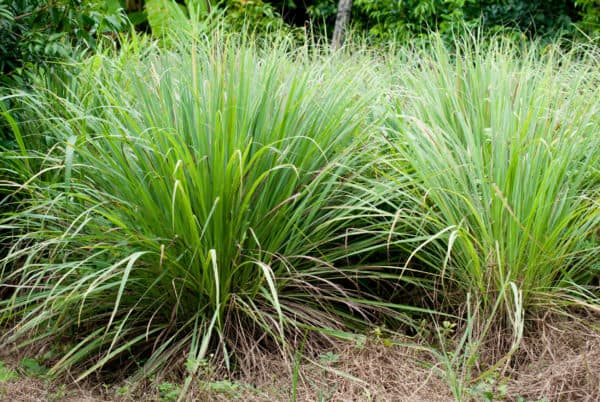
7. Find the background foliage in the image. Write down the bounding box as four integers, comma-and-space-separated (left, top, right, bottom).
275, 0, 598, 41
1, 0, 598, 90
0, 0, 128, 86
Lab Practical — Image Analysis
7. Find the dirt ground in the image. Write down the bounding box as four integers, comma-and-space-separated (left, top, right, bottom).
1, 314, 599, 401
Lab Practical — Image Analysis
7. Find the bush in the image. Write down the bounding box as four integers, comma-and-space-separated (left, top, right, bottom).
278, 0, 596, 42
0, 32, 407, 380
378, 37, 600, 323
0, 0, 127, 87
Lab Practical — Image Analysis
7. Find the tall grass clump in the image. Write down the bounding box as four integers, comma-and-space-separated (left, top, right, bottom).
379, 37, 600, 326
0, 33, 394, 380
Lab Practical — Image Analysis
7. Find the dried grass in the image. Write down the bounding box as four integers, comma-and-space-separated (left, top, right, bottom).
1, 314, 599, 401
197, 338, 452, 401
505, 312, 600, 402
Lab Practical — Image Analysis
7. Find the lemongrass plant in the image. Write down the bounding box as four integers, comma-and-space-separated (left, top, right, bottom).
379, 37, 600, 322
0, 32, 405, 380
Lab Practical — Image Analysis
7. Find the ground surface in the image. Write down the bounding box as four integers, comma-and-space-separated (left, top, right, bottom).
1, 315, 599, 401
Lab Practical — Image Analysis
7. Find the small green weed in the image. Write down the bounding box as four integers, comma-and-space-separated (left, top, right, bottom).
370, 326, 394, 347
319, 351, 340, 364
467, 372, 508, 402
19, 357, 48, 378
0, 361, 18, 382
206, 379, 243, 398
115, 383, 132, 397
157, 382, 180, 402
48, 384, 68, 402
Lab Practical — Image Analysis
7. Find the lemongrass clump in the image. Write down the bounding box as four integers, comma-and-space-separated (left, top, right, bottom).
0, 32, 397, 379
380, 37, 600, 321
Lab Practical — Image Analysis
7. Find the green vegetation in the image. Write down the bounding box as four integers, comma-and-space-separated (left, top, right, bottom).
0, 0, 128, 86
0, 2, 599, 401
0, 29, 413, 382
382, 38, 600, 319
279, 0, 599, 41
0, 361, 18, 383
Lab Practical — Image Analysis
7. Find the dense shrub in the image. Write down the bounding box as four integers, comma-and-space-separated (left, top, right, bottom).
0, 34, 412, 380
0, 0, 127, 86
378, 38, 600, 322
271, 0, 598, 42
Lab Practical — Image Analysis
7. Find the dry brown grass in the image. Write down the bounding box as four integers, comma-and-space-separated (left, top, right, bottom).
194, 339, 452, 401
0, 376, 99, 402
505, 312, 600, 402
1, 313, 599, 401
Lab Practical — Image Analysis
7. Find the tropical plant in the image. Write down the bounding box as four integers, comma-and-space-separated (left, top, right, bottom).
576, 0, 600, 36
135, 0, 288, 40
378, 37, 600, 324
0, 31, 411, 383
0, 0, 128, 86
274, 0, 594, 42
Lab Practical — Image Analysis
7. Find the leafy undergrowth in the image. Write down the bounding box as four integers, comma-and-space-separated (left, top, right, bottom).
1, 314, 599, 401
